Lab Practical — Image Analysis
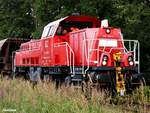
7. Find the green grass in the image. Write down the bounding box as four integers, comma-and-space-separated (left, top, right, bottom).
0, 78, 149, 113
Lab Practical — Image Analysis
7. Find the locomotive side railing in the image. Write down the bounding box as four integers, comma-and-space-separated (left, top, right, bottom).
82, 31, 97, 74
82, 38, 140, 74
54, 42, 75, 75
123, 40, 140, 73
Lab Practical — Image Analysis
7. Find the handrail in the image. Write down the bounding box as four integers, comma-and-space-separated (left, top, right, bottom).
54, 42, 75, 75
66, 42, 75, 75
81, 31, 97, 74
82, 38, 140, 73
85, 31, 97, 74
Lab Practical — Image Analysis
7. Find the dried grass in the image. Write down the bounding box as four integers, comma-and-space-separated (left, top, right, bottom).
0, 78, 149, 113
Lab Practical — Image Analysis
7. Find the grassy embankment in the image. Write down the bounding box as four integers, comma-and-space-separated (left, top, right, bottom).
0, 78, 150, 113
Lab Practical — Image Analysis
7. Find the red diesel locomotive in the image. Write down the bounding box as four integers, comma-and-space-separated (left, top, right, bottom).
14, 16, 145, 95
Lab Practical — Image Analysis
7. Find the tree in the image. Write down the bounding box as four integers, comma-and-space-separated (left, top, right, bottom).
0, 0, 35, 39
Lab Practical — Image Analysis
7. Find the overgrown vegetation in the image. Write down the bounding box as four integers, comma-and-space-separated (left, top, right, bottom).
0, 79, 149, 113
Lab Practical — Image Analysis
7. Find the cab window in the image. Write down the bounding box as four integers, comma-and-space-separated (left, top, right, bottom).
42, 25, 54, 38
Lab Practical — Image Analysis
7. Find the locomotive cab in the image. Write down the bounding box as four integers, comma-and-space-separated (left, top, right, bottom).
41, 16, 101, 39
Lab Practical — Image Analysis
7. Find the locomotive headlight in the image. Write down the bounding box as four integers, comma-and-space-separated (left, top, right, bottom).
103, 56, 108, 61
102, 55, 108, 66
102, 61, 107, 66
128, 56, 133, 62
106, 28, 111, 34
129, 61, 134, 66
128, 56, 134, 66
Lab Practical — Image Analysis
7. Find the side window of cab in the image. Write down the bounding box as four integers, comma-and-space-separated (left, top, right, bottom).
47, 26, 54, 36
42, 25, 54, 38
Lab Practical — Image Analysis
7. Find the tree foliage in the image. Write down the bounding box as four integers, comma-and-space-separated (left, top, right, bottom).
0, 0, 150, 72
0, 0, 35, 38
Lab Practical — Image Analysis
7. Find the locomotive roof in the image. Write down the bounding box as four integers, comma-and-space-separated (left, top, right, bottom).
0, 38, 30, 51
41, 16, 101, 39
44, 16, 100, 27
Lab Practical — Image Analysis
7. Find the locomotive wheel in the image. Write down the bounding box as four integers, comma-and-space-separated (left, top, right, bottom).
138, 76, 146, 91
132, 76, 146, 90
43, 75, 50, 82
65, 76, 71, 87
0, 71, 11, 80
139, 76, 146, 86
81, 74, 93, 100
125, 79, 132, 94
0, 71, 4, 79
